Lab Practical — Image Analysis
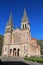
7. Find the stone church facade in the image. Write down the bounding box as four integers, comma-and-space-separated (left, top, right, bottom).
2, 9, 41, 57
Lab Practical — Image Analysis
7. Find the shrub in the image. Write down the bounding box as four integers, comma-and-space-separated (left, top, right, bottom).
24, 57, 43, 64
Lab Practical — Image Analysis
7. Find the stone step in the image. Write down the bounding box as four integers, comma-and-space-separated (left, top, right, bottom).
0, 56, 43, 65
0, 56, 24, 61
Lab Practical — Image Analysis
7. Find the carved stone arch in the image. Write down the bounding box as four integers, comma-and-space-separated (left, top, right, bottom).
13, 48, 16, 56
17, 48, 20, 56
10, 49, 12, 56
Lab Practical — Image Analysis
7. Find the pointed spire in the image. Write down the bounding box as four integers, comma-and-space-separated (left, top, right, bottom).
9, 12, 12, 22
21, 8, 28, 22
6, 12, 13, 26
5, 12, 14, 33
23, 8, 27, 18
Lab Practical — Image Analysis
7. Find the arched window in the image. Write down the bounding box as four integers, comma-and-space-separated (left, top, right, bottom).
25, 24, 26, 28
23, 24, 24, 29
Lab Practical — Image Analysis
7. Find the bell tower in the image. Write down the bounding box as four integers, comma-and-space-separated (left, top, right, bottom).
21, 8, 30, 30
5, 13, 14, 33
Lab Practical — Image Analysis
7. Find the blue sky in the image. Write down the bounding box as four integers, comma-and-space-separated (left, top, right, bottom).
0, 0, 43, 40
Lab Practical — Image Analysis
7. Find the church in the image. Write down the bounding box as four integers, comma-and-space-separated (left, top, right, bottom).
2, 8, 41, 57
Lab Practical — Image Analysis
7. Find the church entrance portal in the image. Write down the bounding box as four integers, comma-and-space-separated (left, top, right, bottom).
13, 48, 20, 57
10, 48, 20, 57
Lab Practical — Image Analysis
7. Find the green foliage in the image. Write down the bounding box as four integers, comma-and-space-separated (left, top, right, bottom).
0, 35, 3, 56
24, 57, 43, 64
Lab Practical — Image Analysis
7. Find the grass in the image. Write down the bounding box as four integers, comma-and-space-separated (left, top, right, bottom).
24, 56, 43, 64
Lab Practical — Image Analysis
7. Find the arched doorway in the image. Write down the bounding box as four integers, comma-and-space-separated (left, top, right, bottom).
10, 49, 12, 56
13, 48, 16, 56
17, 49, 20, 56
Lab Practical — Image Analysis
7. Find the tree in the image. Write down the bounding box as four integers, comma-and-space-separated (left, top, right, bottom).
0, 35, 3, 56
